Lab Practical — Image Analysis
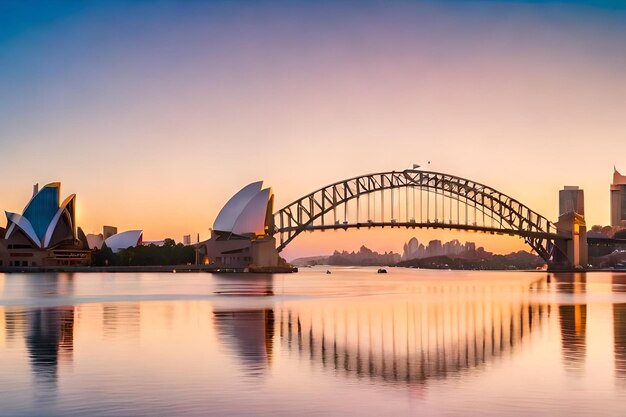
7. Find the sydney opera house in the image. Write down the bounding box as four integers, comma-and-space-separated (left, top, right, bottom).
198, 181, 280, 268
0, 183, 146, 268
0, 183, 91, 267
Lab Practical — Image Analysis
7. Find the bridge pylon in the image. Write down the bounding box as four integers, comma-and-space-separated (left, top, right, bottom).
553, 186, 588, 270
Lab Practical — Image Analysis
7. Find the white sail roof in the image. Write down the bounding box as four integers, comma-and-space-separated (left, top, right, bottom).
105, 230, 143, 253
3, 182, 78, 249
4, 212, 41, 247
213, 181, 263, 233
231, 188, 272, 235
43, 194, 75, 248
212, 181, 274, 236
86, 234, 104, 250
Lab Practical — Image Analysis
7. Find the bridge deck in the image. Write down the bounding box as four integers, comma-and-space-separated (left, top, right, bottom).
276, 221, 565, 241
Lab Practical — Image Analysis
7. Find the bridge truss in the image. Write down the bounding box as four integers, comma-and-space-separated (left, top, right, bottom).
273, 169, 563, 262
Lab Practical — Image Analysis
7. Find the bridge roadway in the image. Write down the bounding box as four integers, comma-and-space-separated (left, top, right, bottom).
276, 221, 566, 241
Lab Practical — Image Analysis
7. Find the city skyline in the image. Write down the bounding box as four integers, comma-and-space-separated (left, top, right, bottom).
2, 167, 621, 261
1, 1, 625, 260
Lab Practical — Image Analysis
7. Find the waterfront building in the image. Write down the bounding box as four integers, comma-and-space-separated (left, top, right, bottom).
611, 168, 626, 227
0, 183, 90, 267
198, 181, 279, 268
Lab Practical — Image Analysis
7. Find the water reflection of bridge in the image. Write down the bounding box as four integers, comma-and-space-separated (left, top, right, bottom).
276, 282, 549, 385
553, 273, 588, 374
3, 272, 626, 391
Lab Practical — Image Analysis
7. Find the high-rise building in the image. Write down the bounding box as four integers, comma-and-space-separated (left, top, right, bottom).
402, 237, 420, 260
466, 242, 476, 253
611, 168, 626, 227
183, 235, 192, 246
426, 240, 442, 257
103, 225, 118, 240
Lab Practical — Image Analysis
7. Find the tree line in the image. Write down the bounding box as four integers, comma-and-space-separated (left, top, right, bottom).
92, 239, 195, 266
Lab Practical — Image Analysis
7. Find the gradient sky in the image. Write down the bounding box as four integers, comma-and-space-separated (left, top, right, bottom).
1, 0, 625, 260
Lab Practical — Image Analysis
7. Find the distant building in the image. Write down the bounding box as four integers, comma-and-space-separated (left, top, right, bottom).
402, 237, 477, 260
417, 243, 426, 258
402, 237, 420, 260
560, 186, 585, 216
466, 242, 476, 254
443, 239, 463, 256
426, 240, 443, 257
328, 246, 400, 265
183, 235, 192, 246
103, 225, 118, 240
611, 168, 626, 227
0, 182, 90, 267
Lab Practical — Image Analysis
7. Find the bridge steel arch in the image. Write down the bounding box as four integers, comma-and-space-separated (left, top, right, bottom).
272, 169, 564, 262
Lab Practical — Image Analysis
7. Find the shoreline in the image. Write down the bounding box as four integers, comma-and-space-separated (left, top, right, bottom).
0, 264, 621, 274
0, 265, 298, 274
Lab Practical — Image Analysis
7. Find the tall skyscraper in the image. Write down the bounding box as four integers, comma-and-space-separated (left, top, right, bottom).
611, 168, 626, 227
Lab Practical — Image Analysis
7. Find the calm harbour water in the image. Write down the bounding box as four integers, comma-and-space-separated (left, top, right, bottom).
1, 268, 626, 417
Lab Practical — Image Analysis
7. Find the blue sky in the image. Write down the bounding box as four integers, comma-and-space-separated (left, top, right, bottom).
1, 0, 625, 257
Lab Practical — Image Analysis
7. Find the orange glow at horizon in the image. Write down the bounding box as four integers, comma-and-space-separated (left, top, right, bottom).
0, 1, 624, 259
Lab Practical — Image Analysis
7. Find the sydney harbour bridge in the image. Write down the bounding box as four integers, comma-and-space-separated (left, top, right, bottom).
271, 168, 587, 269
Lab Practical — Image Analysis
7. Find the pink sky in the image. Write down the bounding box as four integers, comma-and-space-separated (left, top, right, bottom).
0, 1, 624, 260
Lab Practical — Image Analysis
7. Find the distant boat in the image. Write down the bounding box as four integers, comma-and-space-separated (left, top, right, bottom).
326, 270, 332, 274
377, 268, 387, 274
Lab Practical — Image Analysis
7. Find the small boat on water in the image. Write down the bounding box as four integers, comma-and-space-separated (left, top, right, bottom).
377, 268, 387, 274
326, 270, 332, 275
